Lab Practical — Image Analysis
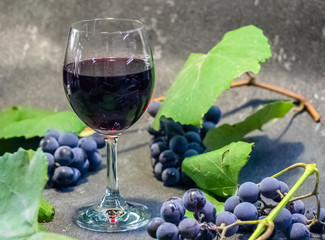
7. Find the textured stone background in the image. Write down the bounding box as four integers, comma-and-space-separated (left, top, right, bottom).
0, 0, 325, 239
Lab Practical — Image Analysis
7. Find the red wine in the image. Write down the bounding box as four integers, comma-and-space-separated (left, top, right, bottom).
63, 58, 154, 135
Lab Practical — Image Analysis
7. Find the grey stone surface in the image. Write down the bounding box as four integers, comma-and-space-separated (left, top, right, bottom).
1, 0, 325, 239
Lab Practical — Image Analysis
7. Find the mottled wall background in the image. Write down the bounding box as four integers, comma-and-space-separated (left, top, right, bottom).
0, 1, 324, 239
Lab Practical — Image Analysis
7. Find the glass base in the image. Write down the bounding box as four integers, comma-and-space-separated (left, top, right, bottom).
73, 201, 151, 232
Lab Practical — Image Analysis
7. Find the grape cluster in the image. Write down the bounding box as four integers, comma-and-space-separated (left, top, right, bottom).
147, 101, 221, 187
39, 129, 105, 188
148, 179, 325, 239
147, 189, 218, 240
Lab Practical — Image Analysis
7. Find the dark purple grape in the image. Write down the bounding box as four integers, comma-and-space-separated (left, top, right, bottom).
80, 159, 89, 175
160, 200, 185, 224
154, 162, 164, 181
169, 135, 188, 154
162, 168, 180, 186
156, 222, 179, 240
70, 147, 86, 170
54, 146, 74, 166
183, 149, 199, 158
58, 132, 78, 148
260, 177, 280, 199
273, 208, 292, 231
160, 118, 184, 141
292, 213, 307, 225
52, 166, 74, 187
224, 196, 241, 213
45, 152, 55, 174
159, 150, 178, 168
204, 106, 221, 124
184, 131, 202, 143
286, 200, 305, 214
148, 101, 162, 117
46, 129, 61, 140
289, 223, 310, 240
273, 180, 289, 202
238, 181, 259, 203
88, 151, 102, 170
79, 137, 97, 154
40, 136, 59, 154
201, 121, 216, 137
233, 202, 258, 221
90, 132, 106, 148
183, 124, 200, 133
151, 142, 168, 159
70, 167, 81, 185
147, 217, 165, 238
182, 189, 206, 212
178, 218, 200, 239
194, 200, 216, 223
215, 211, 239, 237
187, 142, 204, 154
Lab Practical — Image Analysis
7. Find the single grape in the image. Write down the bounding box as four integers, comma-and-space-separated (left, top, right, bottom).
238, 181, 259, 203
70, 148, 86, 170
160, 200, 185, 224
52, 166, 74, 187
151, 157, 159, 168
46, 129, 61, 140
147, 217, 165, 238
224, 196, 241, 213
273, 180, 290, 202
156, 222, 179, 240
194, 200, 216, 223
289, 223, 310, 240
147, 101, 162, 117
183, 149, 199, 158
184, 131, 202, 143
154, 162, 164, 181
39, 136, 59, 154
159, 150, 178, 168
233, 202, 258, 221
70, 167, 81, 185
89, 132, 106, 148
201, 121, 216, 137
45, 152, 55, 174
187, 142, 204, 154
305, 207, 325, 233
292, 213, 307, 225
88, 151, 102, 170
215, 211, 239, 237
58, 132, 78, 148
151, 142, 168, 159
80, 159, 89, 175
169, 135, 188, 154
178, 218, 200, 239
259, 177, 280, 199
286, 200, 305, 214
273, 208, 292, 231
54, 146, 74, 166
204, 106, 221, 124
79, 137, 97, 155
183, 124, 200, 133
182, 189, 206, 212
180, 172, 195, 186
162, 168, 180, 186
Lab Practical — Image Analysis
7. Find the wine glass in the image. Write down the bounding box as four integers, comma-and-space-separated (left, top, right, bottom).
63, 18, 154, 232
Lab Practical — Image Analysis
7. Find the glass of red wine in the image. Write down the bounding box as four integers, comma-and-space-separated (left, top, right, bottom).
63, 18, 154, 232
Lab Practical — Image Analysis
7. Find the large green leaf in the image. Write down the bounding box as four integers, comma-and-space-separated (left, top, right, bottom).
204, 101, 294, 151
0, 106, 86, 139
0, 149, 76, 240
182, 142, 253, 198
152, 25, 271, 130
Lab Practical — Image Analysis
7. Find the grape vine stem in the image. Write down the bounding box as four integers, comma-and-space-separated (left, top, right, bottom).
152, 72, 321, 122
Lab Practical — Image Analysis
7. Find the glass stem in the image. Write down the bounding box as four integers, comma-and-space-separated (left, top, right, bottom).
100, 135, 126, 212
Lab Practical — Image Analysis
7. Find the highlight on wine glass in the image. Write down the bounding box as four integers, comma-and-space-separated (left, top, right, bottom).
63, 18, 154, 232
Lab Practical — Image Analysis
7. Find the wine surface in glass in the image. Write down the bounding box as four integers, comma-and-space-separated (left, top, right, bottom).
63, 58, 154, 134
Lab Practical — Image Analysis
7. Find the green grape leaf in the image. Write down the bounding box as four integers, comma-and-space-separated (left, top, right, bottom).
204, 101, 294, 151
38, 199, 55, 223
0, 106, 86, 139
152, 25, 271, 130
182, 142, 253, 198
0, 148, 76, 240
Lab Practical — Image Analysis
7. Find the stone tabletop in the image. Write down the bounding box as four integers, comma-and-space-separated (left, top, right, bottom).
1, 0, 325, 239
